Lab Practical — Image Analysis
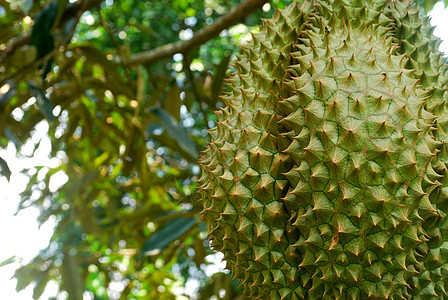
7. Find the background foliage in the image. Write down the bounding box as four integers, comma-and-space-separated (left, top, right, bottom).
0, 0, 444, 299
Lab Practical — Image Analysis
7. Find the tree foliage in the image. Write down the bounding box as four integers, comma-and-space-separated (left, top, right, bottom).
0, 0, 443, 298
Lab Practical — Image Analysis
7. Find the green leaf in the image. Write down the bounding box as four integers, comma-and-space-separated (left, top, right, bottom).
62, 18, 77, 40
211, 54, 231, 104
78, 45, 121, 81
137, 65, 149, 103
417, 0, 439, 12
14, 257, 46, 292
33, 269, 50, 299
28, 82, 55, 122
165, 83, 182, 121
30, 1, 57, 59
65, 171, 98, 199
30, 1, 58, 78
15, 267, 36, 292
54, 0, 69, 29
129, 22, 155, 37
424, 0, 435, 12
155, 210, 190, 222
0, 256, 16, 267
0, 82, 16, 106
5, 128, 20, 149
0, 156, 11, 181
62, 249, 83, 300
0, 24, 17, 45
141, 216, 197, 256
78, 45, 133, 97
149, 107, 198, 160
10, 45, 37, 67
150, 132, 198, 163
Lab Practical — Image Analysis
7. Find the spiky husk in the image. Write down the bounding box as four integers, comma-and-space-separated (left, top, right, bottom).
198, 0, 448, 299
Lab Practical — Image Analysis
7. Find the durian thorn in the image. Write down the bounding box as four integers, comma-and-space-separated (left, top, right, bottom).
346, 31, 351, 41
286, 214, 296, 223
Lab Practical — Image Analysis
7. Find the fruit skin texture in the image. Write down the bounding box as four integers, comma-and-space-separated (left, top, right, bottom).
198, 0, 448, 299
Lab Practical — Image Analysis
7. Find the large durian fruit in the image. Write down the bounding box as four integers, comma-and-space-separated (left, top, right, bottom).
198, 0, 448, 298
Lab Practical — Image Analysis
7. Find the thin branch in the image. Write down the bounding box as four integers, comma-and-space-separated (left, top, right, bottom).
125, 0, 270, 66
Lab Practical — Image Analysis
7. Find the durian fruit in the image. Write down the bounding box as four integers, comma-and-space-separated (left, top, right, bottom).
386, 0, 448, 133
198, 0, 448, 299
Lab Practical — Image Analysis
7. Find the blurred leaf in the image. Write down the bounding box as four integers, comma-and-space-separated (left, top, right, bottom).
0, 156, 11, 181
424, 0, 436, 11
148, 76, 170, 107
165, 83, 181, 121
141, 216, 197, 256
62, 18, 77, 40
129, 22, 155, 37
155, 209, 191, 222
33, 269, 50, 299
15, 258, 44, 292
417, 0, 439, 11
54, 0, 69, 29
78, 46, 121, 81
30, 1, 58, 59
62, 249, 83, 300
15, 268, 35, 292
0, 256, 16, 267
65, 171, 98, 197
211, 54, 231, 104
10, 45, 37, 67
149, 107, 198, 160
0, 24, 17, 45
78, 45, 133, 97
137, 65, 149, 103
193, 238, 206, 266
151, 133, 198, 163
5, 128, 20, 149
30, 1, 58, 78
28, 82, 55, 122
120, 44, 131, 62
0, 82, 16, 106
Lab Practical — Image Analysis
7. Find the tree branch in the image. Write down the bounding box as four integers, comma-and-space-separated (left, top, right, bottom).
125, 0, 270, 66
